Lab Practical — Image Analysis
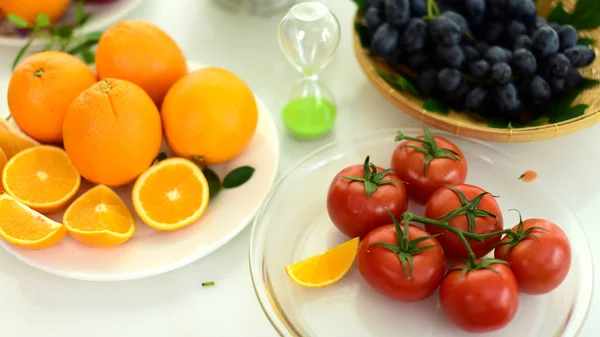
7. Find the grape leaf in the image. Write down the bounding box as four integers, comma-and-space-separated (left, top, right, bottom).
546, 78, 600, 123
378, 71, 420, 97
577, 37, 596, 46
547, 0, 600, 30
354, 22, 371, 49
352, 0, 367, 12
423, 97, 449, 115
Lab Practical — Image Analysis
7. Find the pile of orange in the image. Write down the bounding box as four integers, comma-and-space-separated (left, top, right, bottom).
0, 20, 259, 250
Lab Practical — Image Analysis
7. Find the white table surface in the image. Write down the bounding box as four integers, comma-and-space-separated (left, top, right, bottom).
0, 1, 598, 336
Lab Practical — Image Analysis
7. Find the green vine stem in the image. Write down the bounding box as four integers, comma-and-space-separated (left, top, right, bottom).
342, 156, 404, 198
424, 0, 440, 20
369, 209, 441, 279
394, 128, 462, 176
437, 185, 498, 233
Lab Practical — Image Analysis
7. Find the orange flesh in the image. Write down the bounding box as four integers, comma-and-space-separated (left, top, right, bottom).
0, 197, 59, 240
519, 170, 538, 183
3, 147, 79, 205
65, 185, 132, 234
0, 128, 37, 159
136, 164, 206, 224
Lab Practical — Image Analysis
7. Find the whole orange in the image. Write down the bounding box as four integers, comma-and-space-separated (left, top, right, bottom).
63, 78, 163, 187
95, 20, 187, 107
7, 51, 97, 143
161, 67, 258, 165
0, 0, 71, 24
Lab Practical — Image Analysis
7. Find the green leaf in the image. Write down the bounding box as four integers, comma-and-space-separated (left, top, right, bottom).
354, 22, 371, 49
80, 49, 95, 64
7, 14, 31, 28
352, 0, 367, 12
379, 71, 420, 97
84, 30, 104, 42
423, 97, 449, 115
203, 167, 222, 198
547, 0, 600, 30
12, 37, 34, 70
53, 25, 74, 39
222, 166, 255, 189
35, 13, 50, 28
578, 37, 596, 46
75, 0, 85, 24
546, 78, 600, 123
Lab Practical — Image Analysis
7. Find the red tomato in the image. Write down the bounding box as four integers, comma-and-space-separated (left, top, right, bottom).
391, 133, 467, 205
440, 262, 519, 333
327, 158, 409, 238
425, 184, 503, 258
494, 218, 571, 295
357, 223, 446, 302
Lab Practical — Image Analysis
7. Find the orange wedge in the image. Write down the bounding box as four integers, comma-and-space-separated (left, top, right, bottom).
285, 237, 360, 288
64, 185, 136, 248
0, 123, 38, 159
0, 193, 67, 249
0, 148, 6, 193
2, 145, 81, 214
132, 157, 209, 231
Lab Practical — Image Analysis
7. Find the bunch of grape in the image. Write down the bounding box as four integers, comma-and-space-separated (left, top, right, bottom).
363, 0, 596, 121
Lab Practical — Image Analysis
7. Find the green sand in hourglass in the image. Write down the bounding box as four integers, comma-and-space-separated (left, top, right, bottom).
278, 2, 341, 139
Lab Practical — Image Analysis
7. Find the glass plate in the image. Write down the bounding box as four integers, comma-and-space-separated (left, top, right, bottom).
249, 128, 593, 337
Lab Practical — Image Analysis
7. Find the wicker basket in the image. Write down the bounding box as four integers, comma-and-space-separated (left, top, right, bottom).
353, 0, 600, 142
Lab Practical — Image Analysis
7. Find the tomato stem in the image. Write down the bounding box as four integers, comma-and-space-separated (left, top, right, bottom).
342, 156, 404, 198
402, 213, 513, 242
457, 231, 477, 266
394, 128, 462, 176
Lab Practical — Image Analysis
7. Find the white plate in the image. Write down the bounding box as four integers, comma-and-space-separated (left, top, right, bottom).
0, 62, 280, 281
0, 0, 143, 47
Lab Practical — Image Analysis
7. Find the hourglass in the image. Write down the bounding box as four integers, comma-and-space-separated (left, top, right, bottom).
278, 2, 341, 139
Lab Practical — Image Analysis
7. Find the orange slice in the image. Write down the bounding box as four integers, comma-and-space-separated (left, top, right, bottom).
2, 145, 81, 214
0, 148, 6, 193
0, 124, 38, 159
132, 157, 209, 231
285, 237, 360, 288
64, 185, 136, 248
0, 193, 67, 249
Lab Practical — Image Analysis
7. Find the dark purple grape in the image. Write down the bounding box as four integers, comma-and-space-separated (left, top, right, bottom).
408, 51, 430, 72
490, 62, 512, 84
367, 0, 385, 10
428, 16, 462, 46
566, 67, 582, 89
527, 75, 552, 106
410, 0, 428, 17
370, 23, 401, 65
558, 25, 578, 50
465, 86, 489, 112
364, 7, 384, 33
401, 18, 427, 51
487, 0, 506, 19
532, 26, 560, 58
437, 68, 462, 92
505, 21, 527, 44
476, 42, 489, 54
512, 48, 537, 75
441, 11, 469, 34
514, 35, 533, 50
469, 60, 490, 78
549, 76, 566, 94
436, 45, 466, 68
446, 82, 472, 110
483, 21, 504, 44
385, 0, 411, 27
564, 45, 596, 67
494, 83, 523, 119
465, 0, 485, 26
418, 68, 438, 96
462, 45, 480, 62
485, 46, 509, 64
548, 53, 571, 77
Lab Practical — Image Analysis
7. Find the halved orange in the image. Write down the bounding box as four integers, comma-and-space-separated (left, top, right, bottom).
2, 145, 81, 214
0, 193, 67, 249
0, 124, 38, 159
285, 237, 360, 288
64, 185, 136, 248
0, 148, 6, 193
132, 157, 209, 231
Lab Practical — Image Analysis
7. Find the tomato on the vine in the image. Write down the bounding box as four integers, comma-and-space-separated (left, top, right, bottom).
327, 156, 409, 238
494, 215, 572, 295
391, 129, 467, 205
440, 261, 519, 333
425, 184, 503, 258
357, 210, 445, 302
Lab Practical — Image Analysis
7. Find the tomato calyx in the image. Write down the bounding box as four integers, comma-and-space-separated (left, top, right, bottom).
368, 209, 441, 280
342, 156, 404, 198
490, 209, 550, 259
394, 128, 461, 176
436, 185, 498, 233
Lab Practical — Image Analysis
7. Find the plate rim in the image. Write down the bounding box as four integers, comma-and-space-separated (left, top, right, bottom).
0, 61, 281, 282
248, 127, 594, 337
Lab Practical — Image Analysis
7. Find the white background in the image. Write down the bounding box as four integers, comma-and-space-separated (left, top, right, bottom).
0, 0, 598, 336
